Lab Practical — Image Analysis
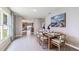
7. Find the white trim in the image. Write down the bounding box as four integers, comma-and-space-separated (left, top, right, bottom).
65, 43, 79, 50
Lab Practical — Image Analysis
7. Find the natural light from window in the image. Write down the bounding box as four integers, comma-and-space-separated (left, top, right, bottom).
0, 9, 9, 41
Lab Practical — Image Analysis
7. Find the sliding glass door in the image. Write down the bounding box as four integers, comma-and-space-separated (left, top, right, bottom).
0, 9, 9, 41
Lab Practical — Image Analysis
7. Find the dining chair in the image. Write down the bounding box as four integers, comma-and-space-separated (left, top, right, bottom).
51, 34, 65, 51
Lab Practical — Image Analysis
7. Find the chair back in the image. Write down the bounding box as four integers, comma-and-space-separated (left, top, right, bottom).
59, 34, 65, 43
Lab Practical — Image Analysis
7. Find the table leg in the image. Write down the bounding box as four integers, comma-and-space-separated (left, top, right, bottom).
48, 37, 51, 49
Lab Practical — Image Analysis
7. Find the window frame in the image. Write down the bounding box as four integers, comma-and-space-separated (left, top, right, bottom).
0, 8, 10, 41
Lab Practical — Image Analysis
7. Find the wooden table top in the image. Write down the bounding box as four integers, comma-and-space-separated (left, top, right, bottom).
43, 33, 54, 38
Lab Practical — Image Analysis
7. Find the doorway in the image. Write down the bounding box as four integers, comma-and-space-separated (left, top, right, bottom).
22, 22, 34, 36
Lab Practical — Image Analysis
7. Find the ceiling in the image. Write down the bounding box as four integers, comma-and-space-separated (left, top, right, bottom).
10, 7, 59, 19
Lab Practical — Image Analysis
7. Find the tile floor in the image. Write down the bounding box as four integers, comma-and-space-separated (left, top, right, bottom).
6, 31, 78, 51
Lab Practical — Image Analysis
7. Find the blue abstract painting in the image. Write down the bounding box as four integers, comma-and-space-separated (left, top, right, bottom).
51, 13, 66, 27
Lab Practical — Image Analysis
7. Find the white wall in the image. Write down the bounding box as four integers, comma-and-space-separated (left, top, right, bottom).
1, 7, 11, 15
45, 7, 79, 48
33, 19, 41, 34
39, 18, 45, 29
15, 15, 23, 36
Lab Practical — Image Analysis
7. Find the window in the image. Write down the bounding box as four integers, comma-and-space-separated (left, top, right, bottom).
0, 11, 8, 41
0, 12, 1, 40
2, 14, 8, 40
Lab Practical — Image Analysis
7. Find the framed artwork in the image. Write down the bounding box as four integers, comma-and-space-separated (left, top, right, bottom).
51, 13, 66, 27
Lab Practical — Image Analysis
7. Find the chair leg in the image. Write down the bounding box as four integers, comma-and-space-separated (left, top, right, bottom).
38, 39, 41, 45
58, 45, 60, 51
63, 43, 65, 51
41, 41, 48, 49
42, 41, 46, 49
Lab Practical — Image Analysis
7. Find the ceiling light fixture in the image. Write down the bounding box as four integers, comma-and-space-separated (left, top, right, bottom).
33, 9, 37, 12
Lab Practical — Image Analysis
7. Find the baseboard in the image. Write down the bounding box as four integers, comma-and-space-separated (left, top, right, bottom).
65, 43, 79, 50
4, 42, 11, 51
0, 39, 11, 51
16, 35, 22, 37
15, 35, 22, 39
